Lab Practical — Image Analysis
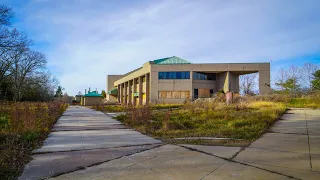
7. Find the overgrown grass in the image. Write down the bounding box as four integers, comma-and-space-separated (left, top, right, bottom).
287, 93, 320, 109
92, 104, 183, 112
0, 101, 67, 180
99, 92, 319, 147
115, 100, 287, 145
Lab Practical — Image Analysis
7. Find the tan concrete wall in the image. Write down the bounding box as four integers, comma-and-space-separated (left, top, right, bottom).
216, 72, 228, 92
259, 70, 271, 95
229, 72, 239, 93
83, 97, 102, 106
113, 62, 270, 104
107, 75, 124, 91
107, 75, 124, 102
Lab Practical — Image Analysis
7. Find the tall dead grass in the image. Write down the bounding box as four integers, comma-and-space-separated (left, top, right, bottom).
0, 101, 67, 179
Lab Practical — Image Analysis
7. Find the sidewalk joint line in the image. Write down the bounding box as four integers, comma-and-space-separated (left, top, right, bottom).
179, 144, 301, 180
48, 143, 164, 179
305, 111, 313, 171
200, 163, 224, 180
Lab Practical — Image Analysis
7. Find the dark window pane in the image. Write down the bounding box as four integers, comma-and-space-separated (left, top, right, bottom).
176, 72, 181, 79
166, 72, 170, 79
181, 72, 185, 79
186, 72, 190, 79
158, 72, 163, 79
171, 72, 176, 79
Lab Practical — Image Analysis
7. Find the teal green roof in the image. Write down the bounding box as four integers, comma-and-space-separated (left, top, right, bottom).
84, 91, 103, 97
153, 56, 191, 64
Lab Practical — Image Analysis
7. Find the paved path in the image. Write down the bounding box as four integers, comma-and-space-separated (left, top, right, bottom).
20, 107, 320, 179
234, 108, 320, 180
19, 106, 161, 180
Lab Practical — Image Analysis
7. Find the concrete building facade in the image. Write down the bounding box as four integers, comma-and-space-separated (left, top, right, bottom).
107, 56, 271, 105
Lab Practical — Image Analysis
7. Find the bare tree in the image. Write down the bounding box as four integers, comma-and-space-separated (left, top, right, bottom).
300, 63, 319, 90
0, 5, 13, 26
275, 68, 288, 90
240, 73, 257, 95
10, 49, 47, 101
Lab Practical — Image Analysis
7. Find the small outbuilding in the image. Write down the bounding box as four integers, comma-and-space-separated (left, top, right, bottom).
82, 90, 103, 106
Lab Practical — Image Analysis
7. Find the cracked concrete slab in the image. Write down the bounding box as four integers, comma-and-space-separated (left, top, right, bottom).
20, 106, 162, 180
249, 133, 310, 154
20, 144, 160, 180
51, 145, 291, 180
180, 144, 241, 159
33, 129, 161, 153
234, 108, 320, 180
21, 107, 320, 180
234, 147, 312, 171
202, 161, 291, 180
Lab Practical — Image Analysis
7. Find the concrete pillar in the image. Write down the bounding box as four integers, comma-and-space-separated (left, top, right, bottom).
191, 71, 194, 100
133, 78, 137, 106
146, 73, 150, 105
128, 80, 132, 105
224, 71, 230, 93
117, 84, 120, 103
228, 72, 239, 93
139, 76, 143, 106
259, 70, 271, 95
124, 82, 128, 105
120, 83, 124, 104
216, 72, 228, 93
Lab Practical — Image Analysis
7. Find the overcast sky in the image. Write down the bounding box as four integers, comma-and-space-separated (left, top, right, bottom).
3, 0, 320, 95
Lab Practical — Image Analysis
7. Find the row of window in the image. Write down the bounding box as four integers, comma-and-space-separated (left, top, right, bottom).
158, 71, 190, 79
193, 72, 216, 80
158, 91, 191, 99
158, 71, 216, 80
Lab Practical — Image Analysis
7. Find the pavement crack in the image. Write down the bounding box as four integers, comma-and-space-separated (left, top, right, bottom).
178, 144, 301, 180
32, 143, 163, 154
49, 144, 164, 179
199, 163, 224, 180
305, 111, 313, 171
230, 147, 245, 160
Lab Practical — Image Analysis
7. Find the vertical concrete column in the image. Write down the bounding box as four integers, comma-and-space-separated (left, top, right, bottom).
190, 71, 194, 100
124, 82, 128, 105
259, 70, 271, 95
133, 78, 137, 106
223, 71, 230, 93
228, 72, 239, 93
117, 84, 121, 103
145, 73, 150, 105
139, 76, 143, 106
128, 80, 132, 105
120, 83, 124, 104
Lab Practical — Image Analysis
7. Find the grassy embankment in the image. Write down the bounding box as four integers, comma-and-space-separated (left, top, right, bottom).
95, 93, 320, 146
0, 102, 67, 180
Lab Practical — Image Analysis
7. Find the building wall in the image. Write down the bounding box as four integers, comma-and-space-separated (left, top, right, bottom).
114, 62, 270, 105
107, 75, 124, 102
83, 97, 102, 106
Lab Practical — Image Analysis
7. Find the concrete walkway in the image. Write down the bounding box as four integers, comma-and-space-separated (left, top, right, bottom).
234, 108, 320, 180
19, 106, 161, 180
20, 107, 320, 179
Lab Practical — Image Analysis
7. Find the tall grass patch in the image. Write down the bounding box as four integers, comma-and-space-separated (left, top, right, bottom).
0, 101, 67, 179
115, 100, 286, 144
